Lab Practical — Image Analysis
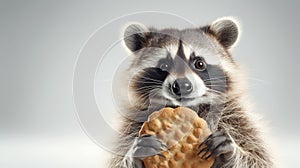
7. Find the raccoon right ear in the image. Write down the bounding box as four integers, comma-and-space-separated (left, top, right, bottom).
204, 17, 241, 49
123, 23, 149, 52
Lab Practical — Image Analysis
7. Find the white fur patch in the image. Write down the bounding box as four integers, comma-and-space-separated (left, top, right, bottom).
165, 44, 179, 58
186, 72, 208, 99
182, 43, 192, 60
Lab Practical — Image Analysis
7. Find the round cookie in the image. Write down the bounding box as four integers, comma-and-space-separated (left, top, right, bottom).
139, 107, 214, 168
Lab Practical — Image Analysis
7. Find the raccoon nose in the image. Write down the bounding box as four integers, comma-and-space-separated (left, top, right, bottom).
171, 78, 193, 96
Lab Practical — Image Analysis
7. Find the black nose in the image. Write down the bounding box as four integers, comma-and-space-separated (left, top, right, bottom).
171, 78, 193, 96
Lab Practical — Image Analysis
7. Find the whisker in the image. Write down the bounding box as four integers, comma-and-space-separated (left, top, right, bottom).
133, 88, 162, 108
207, 89, 225, 95
130, 78, 163, 83
204, 80, 226, 83
205, 85, 227, 87
137, 70, 166, 82
130, 79, 164, 86
203, 77, 227, 82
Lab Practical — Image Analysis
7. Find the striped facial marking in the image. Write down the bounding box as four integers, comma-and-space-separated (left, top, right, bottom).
130, 35, 229, 107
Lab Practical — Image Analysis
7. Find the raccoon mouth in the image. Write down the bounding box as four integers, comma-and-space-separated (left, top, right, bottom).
169, 95, 208, 106
163, 92, 200, 104
176, 97, 195, 102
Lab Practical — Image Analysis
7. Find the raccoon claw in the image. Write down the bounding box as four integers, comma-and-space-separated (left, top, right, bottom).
132, 134, 168, 158
198, 131, 235, 162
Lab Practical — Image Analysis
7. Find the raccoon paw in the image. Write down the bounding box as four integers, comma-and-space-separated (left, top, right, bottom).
198, 131, 235, 163
130, 134, 168, 168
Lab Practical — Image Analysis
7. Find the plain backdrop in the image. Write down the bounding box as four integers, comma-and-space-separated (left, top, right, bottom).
1, 1, 299, 167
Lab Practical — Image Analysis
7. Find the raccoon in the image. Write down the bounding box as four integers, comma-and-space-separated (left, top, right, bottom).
109, 17, 273, 168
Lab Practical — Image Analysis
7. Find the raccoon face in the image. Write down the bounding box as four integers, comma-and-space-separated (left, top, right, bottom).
123, 17, 240, 109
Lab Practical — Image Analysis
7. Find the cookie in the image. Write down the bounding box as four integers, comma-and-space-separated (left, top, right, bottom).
139, 107, 214, 168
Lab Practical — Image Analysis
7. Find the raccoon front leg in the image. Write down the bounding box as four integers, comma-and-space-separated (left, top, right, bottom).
124, 134, 168, 168
198, 131, 236, 168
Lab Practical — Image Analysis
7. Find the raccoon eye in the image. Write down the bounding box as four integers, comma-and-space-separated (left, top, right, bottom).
160, 63, 169, 71
194, 58, 207, 71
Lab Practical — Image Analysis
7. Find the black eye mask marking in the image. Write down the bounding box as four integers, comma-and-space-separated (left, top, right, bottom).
156, 53, 173, 72
200, 64, 228, 93
189, 54, 228, 93
131, 67, 169, 100
132, 51, 172, 101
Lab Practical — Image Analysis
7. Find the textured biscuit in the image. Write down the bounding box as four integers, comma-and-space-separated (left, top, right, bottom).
139, 107, 214, 168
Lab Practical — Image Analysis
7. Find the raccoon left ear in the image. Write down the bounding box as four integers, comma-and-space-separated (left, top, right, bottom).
206, 17, 241, 49
123, 23, 150, 52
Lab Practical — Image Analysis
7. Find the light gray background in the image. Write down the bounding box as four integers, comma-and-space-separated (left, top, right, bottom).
1, 1, 299, 167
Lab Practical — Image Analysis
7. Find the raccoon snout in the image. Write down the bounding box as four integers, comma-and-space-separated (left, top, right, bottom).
171, 78, 193, 96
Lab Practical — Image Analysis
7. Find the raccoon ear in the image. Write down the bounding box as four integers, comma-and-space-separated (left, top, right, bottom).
123, 23, 149, 52
206, 17, 240, 49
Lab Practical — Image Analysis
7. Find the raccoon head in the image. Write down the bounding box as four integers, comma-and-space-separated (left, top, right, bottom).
123, 17, 240, 110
